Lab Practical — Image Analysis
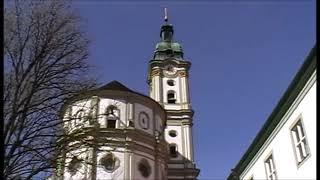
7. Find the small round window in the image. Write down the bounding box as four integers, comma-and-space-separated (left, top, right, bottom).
167, 80, 175, 86
100, 153, 120, 172
169, 130, 177, 137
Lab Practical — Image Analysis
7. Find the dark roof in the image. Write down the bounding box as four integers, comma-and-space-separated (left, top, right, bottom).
98, 80, 133, 92
227, 46, 316, 180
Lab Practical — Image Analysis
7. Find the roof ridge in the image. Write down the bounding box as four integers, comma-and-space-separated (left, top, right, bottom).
98, 80, 133, 92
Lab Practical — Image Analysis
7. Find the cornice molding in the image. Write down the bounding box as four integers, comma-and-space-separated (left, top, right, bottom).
59, 127, 168, 159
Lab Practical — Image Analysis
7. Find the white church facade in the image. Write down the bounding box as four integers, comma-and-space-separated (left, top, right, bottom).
51, 17, 200, 180
227, 47, 316, 180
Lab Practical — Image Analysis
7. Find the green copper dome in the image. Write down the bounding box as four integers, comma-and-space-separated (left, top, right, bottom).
153, 23, 184, 60
171, 42, 183, 52
155, 42, 183, 52
155, 42, 171, 51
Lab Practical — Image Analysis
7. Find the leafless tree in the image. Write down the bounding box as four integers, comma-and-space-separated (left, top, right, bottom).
4, 0, 97, 179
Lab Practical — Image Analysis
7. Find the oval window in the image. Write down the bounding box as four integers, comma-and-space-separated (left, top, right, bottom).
167, 80, 175, 86
169, 130, 177, 137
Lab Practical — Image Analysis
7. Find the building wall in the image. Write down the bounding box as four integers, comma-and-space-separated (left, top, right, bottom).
63, 146, 91, 180
165, 125, 184, 162
61, 95, 167, 180
148, 59, 199, 179
98, 98, 127, 128
240, 71, 316, 180
63, 97, 164, 136
161, 67, 190, 111
134, 103, 154, 135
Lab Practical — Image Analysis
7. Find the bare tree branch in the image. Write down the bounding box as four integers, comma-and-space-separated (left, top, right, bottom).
4, 0, 97, 179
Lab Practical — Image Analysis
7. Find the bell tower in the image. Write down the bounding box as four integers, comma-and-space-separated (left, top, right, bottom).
147, 9, 200, 179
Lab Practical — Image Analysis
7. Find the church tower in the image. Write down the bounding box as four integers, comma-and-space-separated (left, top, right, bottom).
51, 9, 200, 180
147, 11, 200, 179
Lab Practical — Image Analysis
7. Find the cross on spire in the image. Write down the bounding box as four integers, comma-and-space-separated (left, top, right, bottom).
164, 8, 168, 22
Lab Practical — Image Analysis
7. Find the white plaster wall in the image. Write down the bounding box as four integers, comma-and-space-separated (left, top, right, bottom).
72, 99, 92, 115
151, 74, 162, 102
162, 66, 189, 111
182, 123, 194, 162
134, 103, 154, 135
61, 94, 167, 179
163, 76, 181, 104
65, 99, 92, 131
241, 73, 316, 180
150, 65, 189, 111
64, 147, 90, 180
96, 148, 125, 180
165, 125, 183, 160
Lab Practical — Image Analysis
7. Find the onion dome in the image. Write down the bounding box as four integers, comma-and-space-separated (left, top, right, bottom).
153, 19, 184, 60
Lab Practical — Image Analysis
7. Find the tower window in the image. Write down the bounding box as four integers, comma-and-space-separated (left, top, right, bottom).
169, 144, 178, 158
169, 130, 177, 137
290, 119, 310, 165
167, 91, 176, 104
167, 79, 175, 86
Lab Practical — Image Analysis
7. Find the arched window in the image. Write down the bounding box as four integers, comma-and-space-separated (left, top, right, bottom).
106, 105, 117, 116
75, 109, 85, 126
169, 144, 178, 158
105, 105, 119, 129
167, 91, 176, 104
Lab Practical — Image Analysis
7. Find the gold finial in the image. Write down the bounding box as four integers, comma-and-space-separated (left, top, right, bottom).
164, 8, 168, 22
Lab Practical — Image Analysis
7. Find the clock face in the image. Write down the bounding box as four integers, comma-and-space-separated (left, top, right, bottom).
164, 65, 176, 75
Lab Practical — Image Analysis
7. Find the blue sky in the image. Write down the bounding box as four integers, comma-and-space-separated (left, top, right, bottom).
74, 1, 315, 179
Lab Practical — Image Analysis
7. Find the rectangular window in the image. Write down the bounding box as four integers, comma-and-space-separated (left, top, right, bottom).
107, 119, 116, 128
167, 92, 176, 104
290, 119, 310, 164
264, 154, 277, 180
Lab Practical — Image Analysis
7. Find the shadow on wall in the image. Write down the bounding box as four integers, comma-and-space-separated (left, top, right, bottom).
166, 148, 200, 179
